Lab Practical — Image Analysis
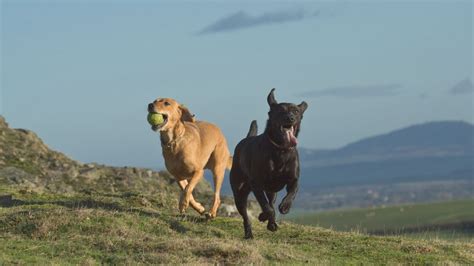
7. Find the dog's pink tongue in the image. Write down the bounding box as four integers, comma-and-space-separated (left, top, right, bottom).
286, 126, 298, 146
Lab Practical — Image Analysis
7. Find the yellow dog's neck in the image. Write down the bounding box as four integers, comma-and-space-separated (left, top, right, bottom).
160, 121, 185, 149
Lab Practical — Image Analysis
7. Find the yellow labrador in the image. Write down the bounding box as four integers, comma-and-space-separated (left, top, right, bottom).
147, 98, 232, 218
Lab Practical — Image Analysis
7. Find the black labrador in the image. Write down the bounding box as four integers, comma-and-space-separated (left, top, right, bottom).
230, 88, 308, 239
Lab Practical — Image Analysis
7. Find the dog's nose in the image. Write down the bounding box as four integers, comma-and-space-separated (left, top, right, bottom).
148, 103, 154, 112
289, 116, 296, 122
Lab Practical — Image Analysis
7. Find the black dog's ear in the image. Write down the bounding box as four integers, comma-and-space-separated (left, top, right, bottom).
298, 101, 308, 113
267, 88, 278, 106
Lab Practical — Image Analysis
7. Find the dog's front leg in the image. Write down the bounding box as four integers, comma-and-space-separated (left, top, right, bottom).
179, 169, 204, 213
279, 178, 298, 215
177, 179, 205, 215
265, 191, 278, 232
251, 183, 275, 225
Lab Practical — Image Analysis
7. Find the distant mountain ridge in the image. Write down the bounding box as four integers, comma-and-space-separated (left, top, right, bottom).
300, 121, 473, 168
340, 121, 473, 151
299, 121, 474, 189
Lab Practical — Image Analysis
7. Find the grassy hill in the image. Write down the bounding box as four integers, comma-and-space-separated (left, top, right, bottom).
289, 200, 474, 241
1, 187, 473, 264
1, 116, 473, 264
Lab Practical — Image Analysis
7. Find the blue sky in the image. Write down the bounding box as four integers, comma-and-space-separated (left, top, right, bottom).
1, 0, 472, 169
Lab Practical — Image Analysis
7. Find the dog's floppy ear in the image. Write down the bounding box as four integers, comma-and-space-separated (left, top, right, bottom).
179, 104, 195, 122
267, 88, 278, 106
298, 101, 308, 113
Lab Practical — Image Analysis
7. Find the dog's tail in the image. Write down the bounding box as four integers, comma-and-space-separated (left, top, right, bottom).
226, 156, 233, 170
247, 120, 258, 138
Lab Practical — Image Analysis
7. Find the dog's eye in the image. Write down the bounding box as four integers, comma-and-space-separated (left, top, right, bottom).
164, 101, 171, 106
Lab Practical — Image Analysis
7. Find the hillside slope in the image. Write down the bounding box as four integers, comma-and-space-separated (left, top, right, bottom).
1, 188, 473, 264
1, 116, 473, 264
0, 116, 212, 203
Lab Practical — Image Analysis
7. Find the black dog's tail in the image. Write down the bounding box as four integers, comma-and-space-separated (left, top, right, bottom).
247, 120, 258, 138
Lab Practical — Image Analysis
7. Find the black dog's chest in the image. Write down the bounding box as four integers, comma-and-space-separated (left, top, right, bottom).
268, 157, 293, 177
261, 154, 298, 190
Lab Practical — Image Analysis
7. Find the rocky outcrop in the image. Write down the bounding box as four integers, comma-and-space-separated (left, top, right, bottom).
0, 116, 7, 128
0, 116, 213, 198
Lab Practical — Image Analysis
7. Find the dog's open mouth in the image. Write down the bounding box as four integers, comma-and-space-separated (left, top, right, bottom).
150, 113, 169, 131
281, 124, 298, 147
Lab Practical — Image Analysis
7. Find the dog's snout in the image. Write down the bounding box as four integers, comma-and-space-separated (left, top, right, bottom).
289, 115, 296, 123
148, 103, 154, 112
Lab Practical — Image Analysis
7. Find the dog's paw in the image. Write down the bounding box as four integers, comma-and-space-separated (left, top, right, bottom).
177, 213, 187, 221
258, 212, 270, 222
258, 208, 275, 222
278, 200, 292, 214
196, 207, 206, 216
207, 208, 218, 219
204, 212, 216, 220
179, 198, 190, 213
194, 203, 206, 215
244, 228, 254, 239
267, 222, 278, 232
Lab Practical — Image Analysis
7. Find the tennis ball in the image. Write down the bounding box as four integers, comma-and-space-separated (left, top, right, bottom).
147, 113, 164, 126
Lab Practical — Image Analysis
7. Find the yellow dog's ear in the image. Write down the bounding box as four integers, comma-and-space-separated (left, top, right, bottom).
179, 104, 195, 122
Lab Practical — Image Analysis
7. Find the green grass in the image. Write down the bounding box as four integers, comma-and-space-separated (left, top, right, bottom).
288, 200, 474, 241
1, 189, 473, 264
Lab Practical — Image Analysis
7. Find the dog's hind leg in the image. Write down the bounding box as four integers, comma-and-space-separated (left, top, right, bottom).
208, 164, 225, 219
233, 182, 253, 239
177, 179, 205, 215
207, 141, 230, 219
230, 163, 253, 239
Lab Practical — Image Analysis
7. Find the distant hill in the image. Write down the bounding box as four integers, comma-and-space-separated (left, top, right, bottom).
301, 121, 473, 166
299, 121, 474, 189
